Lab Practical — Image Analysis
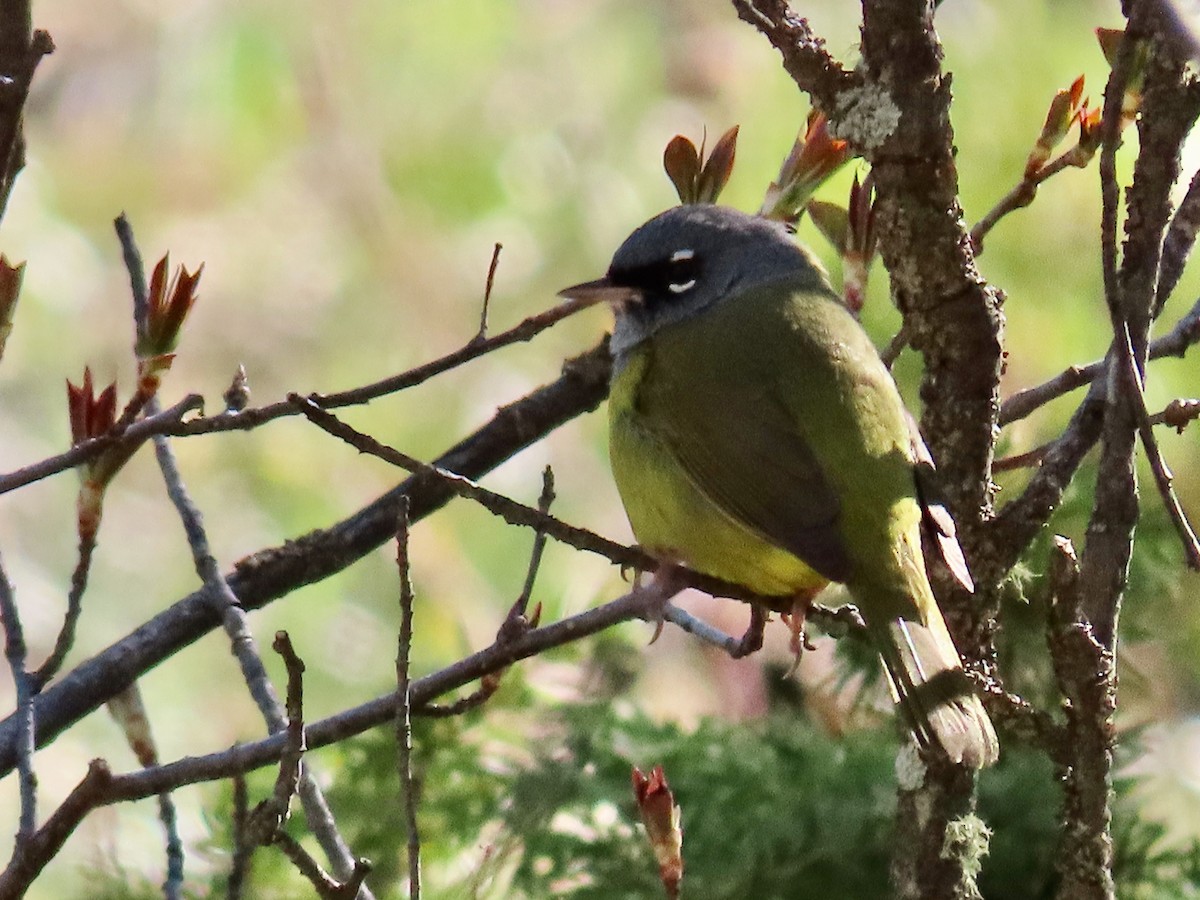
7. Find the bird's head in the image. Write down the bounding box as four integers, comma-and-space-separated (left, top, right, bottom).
559, 204, 830, 358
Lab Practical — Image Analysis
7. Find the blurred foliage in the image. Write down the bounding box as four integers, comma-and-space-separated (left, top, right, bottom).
3, 0, 1200, 896
123, 682, 1200, 898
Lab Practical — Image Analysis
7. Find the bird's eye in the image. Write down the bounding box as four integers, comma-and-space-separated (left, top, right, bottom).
608, 248, 702, 301
667, 249, 698, 293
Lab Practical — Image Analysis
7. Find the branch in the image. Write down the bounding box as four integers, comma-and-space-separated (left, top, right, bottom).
394, 505, 421, 900
16, 588, 672, 804
288, 393, 858, 626
1045, 537, 1117, 899
0, 24, 53, 219
0, 294, 599, 494
1157, 165, 1200, 309
0, 394, 204, 496
0, 551, 34, 850
116, 215, 374, 895
730, 0, 857, 112
970, 153, 1087, 253
0, 341, 612, 776
854, 2, 999, 895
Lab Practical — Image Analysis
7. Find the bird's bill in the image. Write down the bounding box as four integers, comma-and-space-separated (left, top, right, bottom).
556, 277, 642, 312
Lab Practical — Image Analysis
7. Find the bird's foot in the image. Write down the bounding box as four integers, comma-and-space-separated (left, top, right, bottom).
637, 563, 688, 645
782, 593, 818, 677
730, 604, 768, 659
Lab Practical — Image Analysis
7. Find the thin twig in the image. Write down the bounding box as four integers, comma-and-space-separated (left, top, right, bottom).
729, 0, 857, 110
241, 635, 336, 898
115, 216, 374, 898
0, 393, 204, 497
113, 212, 186, 900
0, 760, 113, 898
394, 503, 421, 900
0, 550, 34, 849
471, 242, 503, 344
0, 297, 599, 496
970, 153, 1082, 253
0, 341, 614, 777
270, 632, 306, 819
880, 325, 909, 369
1117, 324, 1200, 567
415, 683, 501, 719
999, 292, 1200, 426
662, 604, 756, 656
270, 832, 371, 900
967, 671, 1065, 760
992, 443, 1053, 472
288, 393, 857, 627
508, 466, 555, 626
1151, 397, 1200, 430
30, 527, 97, 690
229, 771, 251, 900
1157, 166, 1200, 311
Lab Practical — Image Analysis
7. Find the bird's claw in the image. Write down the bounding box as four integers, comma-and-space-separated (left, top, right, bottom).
782, 596, 816, 678
731, 604, 767, 658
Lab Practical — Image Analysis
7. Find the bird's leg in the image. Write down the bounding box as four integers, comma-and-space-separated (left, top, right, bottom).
637, 562, 689, 644
782, 588, 821, 677
730, 604, 768, 659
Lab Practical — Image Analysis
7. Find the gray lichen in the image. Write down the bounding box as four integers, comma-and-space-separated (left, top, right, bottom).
833, 84, 902, 151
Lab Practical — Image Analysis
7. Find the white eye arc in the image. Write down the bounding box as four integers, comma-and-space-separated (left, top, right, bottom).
670, 248, 695, 262
668, 279, 697, 294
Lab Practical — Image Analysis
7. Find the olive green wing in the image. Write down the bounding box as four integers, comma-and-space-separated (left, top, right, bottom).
638, 325, 853, 583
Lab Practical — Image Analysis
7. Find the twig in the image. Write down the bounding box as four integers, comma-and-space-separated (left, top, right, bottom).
0, 758, 113, 899
729, 0, 857, 111
0, 393, 204, 497
991, 398, 1200, 473
0, 550, 34, 849
968, 672, 1064, 761
880, 325, 909, 369
288, 393, 859, 628
113, 213, 187, 900
999, 292, 1200, 426
270, 632, 306, 819
1116, 324, 1200, 568
970, 153, 1082, 253
992, 443, 1053, 472
0, 341, 613, 776
1152, 397, 1200, 430
394, 503, 421, 900
30, 523, 97, 690
114, 216, 374, 898
414, 684, 500, 719
0, 28, 53, 220
242, 635, 368, 900
509, 466, 555, 626
270, 833, 371, 900
0, 297, 600, 495
471, 242, 503, 344
228, 771, 251, 900
1157, 166, 1200, 310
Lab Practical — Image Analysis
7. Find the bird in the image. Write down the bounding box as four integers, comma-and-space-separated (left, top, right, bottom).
559, 203, 998, 769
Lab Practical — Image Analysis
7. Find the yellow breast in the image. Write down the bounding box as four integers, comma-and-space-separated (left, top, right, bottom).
608, 348, 828, 598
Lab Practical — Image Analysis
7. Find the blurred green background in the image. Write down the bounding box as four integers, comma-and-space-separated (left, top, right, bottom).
1, 0, 1199, 895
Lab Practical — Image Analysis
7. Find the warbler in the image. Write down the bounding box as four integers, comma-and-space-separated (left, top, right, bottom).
560, 204, 998, 768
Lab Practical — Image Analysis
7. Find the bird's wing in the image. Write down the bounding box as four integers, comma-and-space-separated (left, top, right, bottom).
637, 334, 854, 583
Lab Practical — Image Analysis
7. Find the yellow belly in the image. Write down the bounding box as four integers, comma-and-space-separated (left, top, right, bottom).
608, 354, 828, 598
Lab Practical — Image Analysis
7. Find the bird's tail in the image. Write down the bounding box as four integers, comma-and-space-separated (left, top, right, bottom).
870, 613, 998, 769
